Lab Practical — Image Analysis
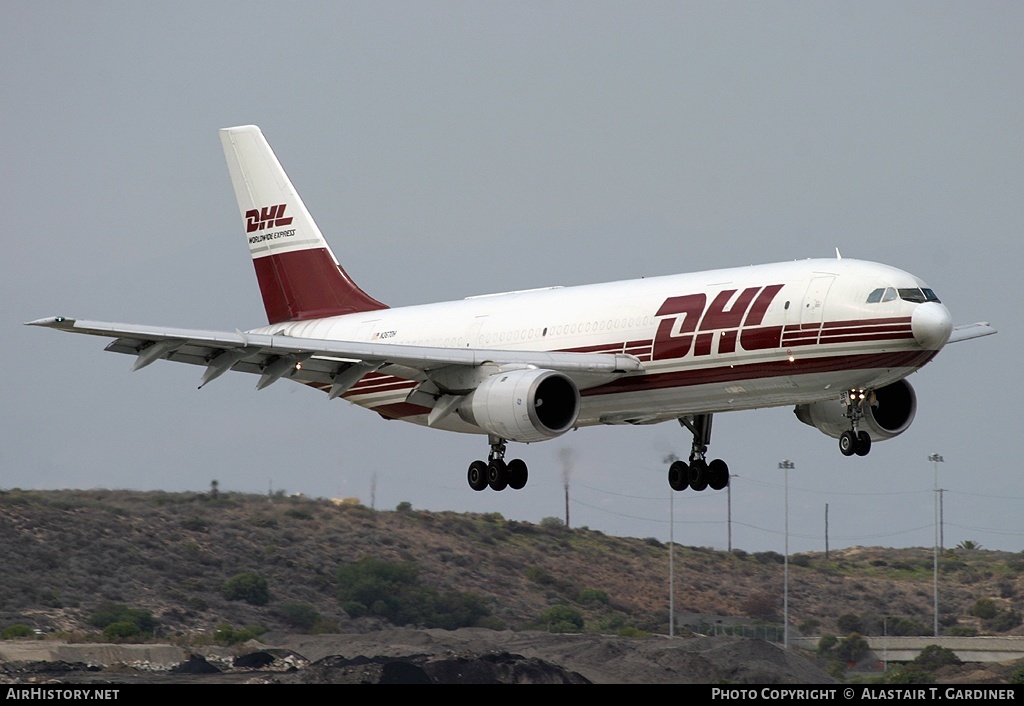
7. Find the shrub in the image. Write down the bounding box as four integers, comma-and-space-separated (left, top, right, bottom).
889, 667, 935, 684
336, 557, 492, 629
526, 566, 556, 586
985, 609, 1022, 632
214, 623, 265, 645
753, 551, 784, 565
278, 602, 321, 632
538, 605, 584, 633
912, 644, 962, 671
102, 621, 140, 641
741, 592, 778, 621
835, 633, 869, 663
817, 634, 838, 656
578, 588, 609, 605
837, 613, 863, 634
89, 604, 158, 635
2, 624, 33, 639
1011, 664, 1024, 684
799, 618, 821, 634
971, 597, 997, 620
221, 572, 270, 606
887, 617, 929, 636
824, 661, 847, 680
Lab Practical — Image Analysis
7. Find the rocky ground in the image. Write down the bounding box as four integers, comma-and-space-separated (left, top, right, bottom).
0, 628, 835, 684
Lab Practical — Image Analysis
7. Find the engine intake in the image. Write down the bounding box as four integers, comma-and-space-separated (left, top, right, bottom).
794, 380, 917, 441
459, 369, 580, 443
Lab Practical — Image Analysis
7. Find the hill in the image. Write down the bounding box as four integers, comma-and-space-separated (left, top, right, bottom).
0, 489, 1022, 682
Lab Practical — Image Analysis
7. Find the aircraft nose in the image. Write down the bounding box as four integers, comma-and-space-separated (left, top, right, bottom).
911, 302, 953, 349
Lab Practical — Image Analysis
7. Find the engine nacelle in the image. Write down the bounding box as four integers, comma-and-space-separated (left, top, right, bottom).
794, 380, 917, 441
458, 369, 580, 443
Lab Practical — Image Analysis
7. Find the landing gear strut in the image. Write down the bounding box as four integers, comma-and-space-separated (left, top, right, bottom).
467, 435, 529, 491
839, 389, 873, 457
667, 414, 730, 492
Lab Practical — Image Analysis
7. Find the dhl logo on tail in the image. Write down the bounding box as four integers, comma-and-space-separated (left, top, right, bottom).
245, 204, 293, 233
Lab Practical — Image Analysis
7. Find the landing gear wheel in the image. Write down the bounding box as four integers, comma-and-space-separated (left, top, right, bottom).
855, 430, 872, 456
487, 459, 509, 491
668, 461, 689, 491
707, 459, 729, 490
507, 459, 528, 490
467, 460, 488, 491
839, 430, 857, 457
688, 459, 709, 492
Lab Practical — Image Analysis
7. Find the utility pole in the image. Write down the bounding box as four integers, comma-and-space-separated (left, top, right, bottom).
778, 460, 794, 649
727, 475, 733, 553
669, 486, 675, 637
928, 453, 944, 637
825, 503, 829, 561
564, 476, 570, 528
938, 488, 945, 551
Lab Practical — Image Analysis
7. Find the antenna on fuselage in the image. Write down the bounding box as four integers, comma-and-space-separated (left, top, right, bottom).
835, 247, 843, 259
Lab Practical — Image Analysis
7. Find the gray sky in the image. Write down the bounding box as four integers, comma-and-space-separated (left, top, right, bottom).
4, 2, 1020, 555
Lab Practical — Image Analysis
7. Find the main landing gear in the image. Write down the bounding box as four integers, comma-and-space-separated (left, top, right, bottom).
839, 388, 873, 457
467, 435, 529, 492
667, 414, 730, 492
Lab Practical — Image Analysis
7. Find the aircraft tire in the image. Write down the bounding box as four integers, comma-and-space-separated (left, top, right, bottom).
708, 459, 729, 490
855, 431, 872, 456
468, 460, 488, 491
688, 459, 709, 491
668, 461, 688, 491
507, 459, 528, 490
487, 459, 509, 491
839, 430, 857, 457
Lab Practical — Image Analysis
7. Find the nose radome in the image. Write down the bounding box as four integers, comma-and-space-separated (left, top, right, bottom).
912, 302, 953, 349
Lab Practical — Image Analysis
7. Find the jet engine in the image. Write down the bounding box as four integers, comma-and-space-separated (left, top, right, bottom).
794, 379, 917, 441
458, 369, 580, 443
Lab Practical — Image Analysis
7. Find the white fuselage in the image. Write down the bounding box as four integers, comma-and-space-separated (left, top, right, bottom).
249, 257, 949, 436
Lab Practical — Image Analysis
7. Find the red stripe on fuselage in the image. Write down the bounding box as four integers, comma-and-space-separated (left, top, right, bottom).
581, 349, 937, 398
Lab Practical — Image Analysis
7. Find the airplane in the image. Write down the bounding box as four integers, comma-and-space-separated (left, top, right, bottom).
28, 125, 996, 494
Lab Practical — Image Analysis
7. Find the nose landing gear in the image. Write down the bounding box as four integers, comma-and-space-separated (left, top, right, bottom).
839, 388, 873, 457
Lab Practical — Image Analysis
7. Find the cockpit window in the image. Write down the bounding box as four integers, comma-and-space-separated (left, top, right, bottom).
898, 288, 941, 304
867, 287, 939, 304
898, 288, 927, 303
866, 287, 898, 303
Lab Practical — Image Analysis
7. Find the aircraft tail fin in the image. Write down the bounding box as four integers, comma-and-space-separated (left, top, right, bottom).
219, 125, 388, 324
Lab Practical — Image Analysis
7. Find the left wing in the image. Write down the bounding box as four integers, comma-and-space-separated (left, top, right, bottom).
946, 322, 997, 344
26, 317, 644, 399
